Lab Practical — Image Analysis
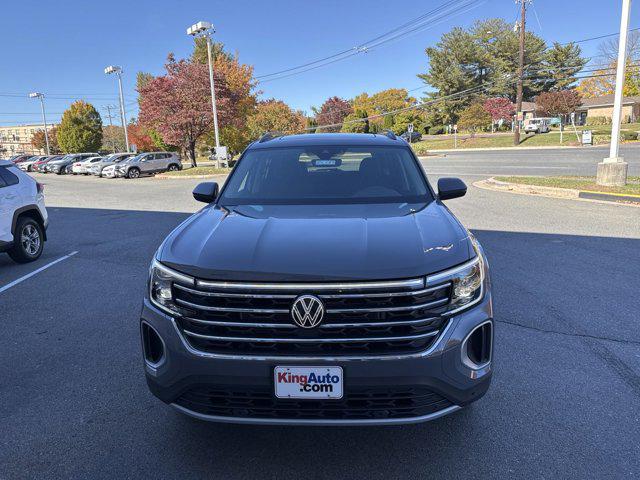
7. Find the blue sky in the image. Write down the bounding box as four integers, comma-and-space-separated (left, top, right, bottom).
1, 0, 638, 126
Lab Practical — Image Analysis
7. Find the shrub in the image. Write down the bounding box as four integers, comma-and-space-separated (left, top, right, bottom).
428, 125, 445, 135
586, 116, 611, 126
621, 131, 638, 141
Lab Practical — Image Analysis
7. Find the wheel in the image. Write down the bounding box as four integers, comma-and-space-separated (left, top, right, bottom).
167, 164, 179, 172
8, 217, 44, 263
127, 167, 140, 179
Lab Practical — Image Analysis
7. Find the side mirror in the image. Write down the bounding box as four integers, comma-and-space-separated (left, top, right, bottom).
193, 182, 219, 203
437, 177, 467, 201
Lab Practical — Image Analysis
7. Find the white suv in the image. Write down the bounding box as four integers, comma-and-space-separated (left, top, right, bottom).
0, 160, 48, 263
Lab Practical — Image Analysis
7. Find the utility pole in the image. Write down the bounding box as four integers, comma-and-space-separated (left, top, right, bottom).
514, 0, 529, 146
29, 92, 50, 155
102, 105, 117, 153
596, 0, 631, 186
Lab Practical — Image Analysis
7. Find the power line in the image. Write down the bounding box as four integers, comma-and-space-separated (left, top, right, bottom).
257, 0, 485, 82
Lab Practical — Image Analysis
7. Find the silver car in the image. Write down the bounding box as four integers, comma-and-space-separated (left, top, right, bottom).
91, 153, 136, 177
115, 152, 182, 179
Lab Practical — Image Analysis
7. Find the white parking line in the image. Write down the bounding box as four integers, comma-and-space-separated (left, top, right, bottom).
0, 251, 78, 294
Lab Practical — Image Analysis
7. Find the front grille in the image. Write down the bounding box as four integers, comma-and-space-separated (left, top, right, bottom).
175, 385, 453, 420
172, 277, 452, 356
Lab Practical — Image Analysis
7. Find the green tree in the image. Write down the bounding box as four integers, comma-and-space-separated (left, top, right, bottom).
392, 111, 425, 135
539, 42, 588, 91
418, 19, 549, 123
457, 103, 491, 134
341, 109, 369, 133
57, 100, 103, 153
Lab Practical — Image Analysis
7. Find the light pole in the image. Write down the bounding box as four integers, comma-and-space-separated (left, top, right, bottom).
187, 21, 223, 167
29, 92, 50, 155
104, 65, 130, 152
596, 0, 631, 186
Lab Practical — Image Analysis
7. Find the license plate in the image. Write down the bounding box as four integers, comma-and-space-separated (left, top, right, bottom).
274, 366, 343, 399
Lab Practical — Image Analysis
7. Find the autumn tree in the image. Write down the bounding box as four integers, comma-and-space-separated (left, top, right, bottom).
352, 89, 415, 131
315, 97, 352, 132
483, 97, 514, 131
458, 103, 491, 134
536, 90, 582, 118
31, 126, 60, 153
127, 121, 157, 152
57, 101, 103, 153
247, 99, 307, 138
138, 57, 247, 167
577, 61, 640, 98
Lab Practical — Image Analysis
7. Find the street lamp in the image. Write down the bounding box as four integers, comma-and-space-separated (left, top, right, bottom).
29, 92, 50, 155
187, 21, 224, 166
104, 65, 130, 152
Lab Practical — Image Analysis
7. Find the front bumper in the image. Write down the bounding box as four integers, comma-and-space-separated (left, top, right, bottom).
140, 291, 493, 425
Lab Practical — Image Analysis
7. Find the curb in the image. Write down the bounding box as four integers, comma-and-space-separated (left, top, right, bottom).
155, 173, 229, 180
474, 177, 640, 207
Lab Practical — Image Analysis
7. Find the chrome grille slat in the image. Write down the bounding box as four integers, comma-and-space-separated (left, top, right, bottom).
183, 329, 439, 343
195, 278, 425, 291
172, 276, 451, 356
326, 298, 448, 314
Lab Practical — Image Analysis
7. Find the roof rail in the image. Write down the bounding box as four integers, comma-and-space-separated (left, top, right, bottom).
382, 130, 397, 140
258, 131, 284, 143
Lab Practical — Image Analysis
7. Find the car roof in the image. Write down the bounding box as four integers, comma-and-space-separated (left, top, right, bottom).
0, 159, 14, 167
247, 133, 407, 150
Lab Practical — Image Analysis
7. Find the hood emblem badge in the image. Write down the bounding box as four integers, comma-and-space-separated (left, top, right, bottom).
291, 295, 325, 328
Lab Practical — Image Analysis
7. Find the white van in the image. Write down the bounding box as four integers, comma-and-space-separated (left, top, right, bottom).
524, 118, 551, 134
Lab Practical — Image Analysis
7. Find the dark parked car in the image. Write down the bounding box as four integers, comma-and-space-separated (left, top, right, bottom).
141, 132, 492, 425
49, 153, 98, 175
400, 131, 422, 142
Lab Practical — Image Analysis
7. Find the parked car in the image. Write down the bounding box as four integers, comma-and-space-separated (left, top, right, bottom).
0, 160, 48, 263
72, 156, 103, 174
141, 132, 492, 425
400, 131, 422, 142
33, 155, 61, 173
90, 152, 135, 177
17, 155, 47, 172
10, 154, 35, 164
49, 153, 99, 175
115, 152, 181, 179
101, 164, 118, 178
524, 117, 551, 134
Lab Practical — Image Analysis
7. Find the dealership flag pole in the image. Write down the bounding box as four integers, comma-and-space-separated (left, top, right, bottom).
596, 0, 631, 186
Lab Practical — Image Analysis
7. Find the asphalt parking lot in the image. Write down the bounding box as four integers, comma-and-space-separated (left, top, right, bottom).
1, 168, 640, 479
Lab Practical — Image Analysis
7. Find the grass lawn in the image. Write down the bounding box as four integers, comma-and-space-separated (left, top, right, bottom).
494, 176, 640, 196
412, 123, 640, 152
162, 166, 232, 177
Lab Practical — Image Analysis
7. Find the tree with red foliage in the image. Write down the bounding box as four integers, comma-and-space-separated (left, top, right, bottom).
483, 97, 514, 131
127, 121, 156, 152
315, 97, 353, 132
138, 57, 243, 166
536, 89, 582, 117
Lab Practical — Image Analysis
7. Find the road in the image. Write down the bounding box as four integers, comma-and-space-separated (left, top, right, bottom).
1, 165, 639, 479
421, 143, 640, 177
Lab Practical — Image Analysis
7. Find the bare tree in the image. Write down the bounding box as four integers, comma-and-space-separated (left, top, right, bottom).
597, 31, 640, 63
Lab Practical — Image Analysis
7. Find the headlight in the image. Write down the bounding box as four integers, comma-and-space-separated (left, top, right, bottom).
426, 244, 485, 316
149, 259, 194, 316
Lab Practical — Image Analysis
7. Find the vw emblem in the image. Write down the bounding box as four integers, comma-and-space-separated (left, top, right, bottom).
291, 295, 325, 329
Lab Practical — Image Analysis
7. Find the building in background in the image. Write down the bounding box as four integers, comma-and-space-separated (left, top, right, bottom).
0, 124, 57, 156
574, 94, 640, 125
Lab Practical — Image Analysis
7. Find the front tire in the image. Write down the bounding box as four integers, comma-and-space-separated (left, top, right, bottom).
127, 168, 140, 179
167, 164, 179, 172
8, 217, 44, 263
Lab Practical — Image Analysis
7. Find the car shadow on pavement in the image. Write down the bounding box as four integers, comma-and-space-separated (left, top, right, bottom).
2, 207, 639, 479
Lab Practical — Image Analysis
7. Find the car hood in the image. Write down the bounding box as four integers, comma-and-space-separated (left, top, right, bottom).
159, 202, 474, 282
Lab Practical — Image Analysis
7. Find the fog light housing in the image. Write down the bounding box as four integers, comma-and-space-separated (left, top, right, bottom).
461, 321, 492, 369
141, 322, 165, 366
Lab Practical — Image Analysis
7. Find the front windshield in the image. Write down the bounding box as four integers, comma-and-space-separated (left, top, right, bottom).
219, 146, 432, 205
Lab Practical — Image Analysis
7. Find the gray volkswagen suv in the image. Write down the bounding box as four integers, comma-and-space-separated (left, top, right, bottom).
141, 132, 493, 425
